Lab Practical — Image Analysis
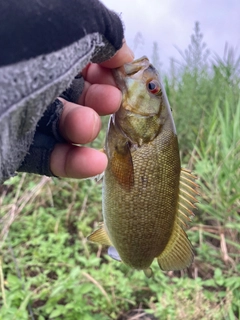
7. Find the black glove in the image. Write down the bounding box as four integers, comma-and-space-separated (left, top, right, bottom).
17, 99, 64, 176
0, 0, 124, 182
0, 0, 124, 66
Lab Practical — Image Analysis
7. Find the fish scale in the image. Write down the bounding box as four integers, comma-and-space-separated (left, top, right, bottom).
88, 56, 199, 277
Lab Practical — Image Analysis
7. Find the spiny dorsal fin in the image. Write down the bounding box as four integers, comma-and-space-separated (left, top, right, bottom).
178, 168, 199, 230
87, 226, 112, 246
157, 222, 194, 271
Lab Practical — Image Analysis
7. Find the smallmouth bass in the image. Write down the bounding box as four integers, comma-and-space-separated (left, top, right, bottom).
88, 56, 199, 277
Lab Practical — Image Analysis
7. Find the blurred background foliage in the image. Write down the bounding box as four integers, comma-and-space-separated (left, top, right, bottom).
0, 22, 240, 319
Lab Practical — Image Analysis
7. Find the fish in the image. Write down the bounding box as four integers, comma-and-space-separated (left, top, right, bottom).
88, 56, 199, 277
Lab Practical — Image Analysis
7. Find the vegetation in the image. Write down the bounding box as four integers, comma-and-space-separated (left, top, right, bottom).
0, 22, 240, 319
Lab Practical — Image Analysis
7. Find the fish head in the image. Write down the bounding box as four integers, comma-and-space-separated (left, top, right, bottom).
113, 56, 176, 145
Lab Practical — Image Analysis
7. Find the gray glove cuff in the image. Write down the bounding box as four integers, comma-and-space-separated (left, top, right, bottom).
18, 74, 85, 177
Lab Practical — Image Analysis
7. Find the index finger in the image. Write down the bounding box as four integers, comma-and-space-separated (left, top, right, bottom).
81, 41, 134, 85
100, 41, 134, 68
82, 64, 117, 86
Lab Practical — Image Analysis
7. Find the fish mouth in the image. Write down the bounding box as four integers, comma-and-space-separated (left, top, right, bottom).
123, 56, 150, 76
113, 56, 150, 90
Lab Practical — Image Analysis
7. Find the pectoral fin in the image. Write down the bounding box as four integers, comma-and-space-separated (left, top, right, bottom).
110, 141, 134, 190
157, 222, 194, 271
87, 226, 112, 246
106, 117, 134, 190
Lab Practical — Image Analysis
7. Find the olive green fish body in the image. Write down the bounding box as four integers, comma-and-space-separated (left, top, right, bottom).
103, 120, 180, 270
88, 57, 199, 275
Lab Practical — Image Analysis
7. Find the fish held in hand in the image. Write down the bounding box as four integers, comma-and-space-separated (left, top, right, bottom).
88, 56, 199, 277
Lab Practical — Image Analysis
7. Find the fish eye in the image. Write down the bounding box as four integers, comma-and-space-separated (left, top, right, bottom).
147, 80, 161, 94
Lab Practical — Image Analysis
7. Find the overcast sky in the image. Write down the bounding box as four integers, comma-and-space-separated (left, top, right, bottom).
102, 0, 240, 70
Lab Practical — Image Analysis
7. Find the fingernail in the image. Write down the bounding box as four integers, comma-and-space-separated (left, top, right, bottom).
122, 41, 135, 61
126, 46, 135, 60
92, 111, 101, 140
117, 91, 123, 110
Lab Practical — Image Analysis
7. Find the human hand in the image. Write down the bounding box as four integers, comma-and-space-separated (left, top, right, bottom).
50, 42, 134, 179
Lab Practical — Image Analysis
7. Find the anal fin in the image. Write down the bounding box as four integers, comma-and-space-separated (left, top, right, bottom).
87, 226, 112, 246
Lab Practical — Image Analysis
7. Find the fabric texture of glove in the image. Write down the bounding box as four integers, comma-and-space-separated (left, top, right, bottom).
18, 99, 64, 176
0, 0, 124, 183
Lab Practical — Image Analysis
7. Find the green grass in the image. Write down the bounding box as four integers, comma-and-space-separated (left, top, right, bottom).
0, 23, 240, 319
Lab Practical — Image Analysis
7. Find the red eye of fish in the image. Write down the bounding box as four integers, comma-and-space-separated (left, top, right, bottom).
147, 80, 160, 94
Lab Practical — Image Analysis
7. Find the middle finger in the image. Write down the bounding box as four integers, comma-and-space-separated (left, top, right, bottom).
78, 82, 122, 115
58, 98, 101, 144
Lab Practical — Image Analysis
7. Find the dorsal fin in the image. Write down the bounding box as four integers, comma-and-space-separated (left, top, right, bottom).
178, 168, 199, 230
157, 168, 199, 271
157, 222, 194, 271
